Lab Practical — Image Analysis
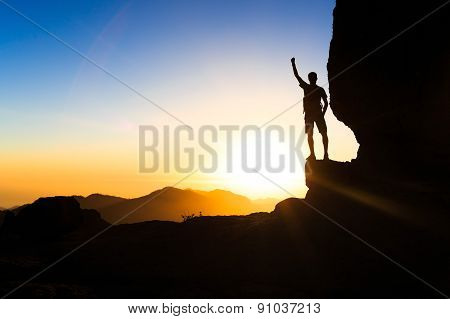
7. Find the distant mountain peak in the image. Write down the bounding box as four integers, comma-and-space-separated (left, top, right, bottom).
86, 193, 126, 200
75, 187, 279, 224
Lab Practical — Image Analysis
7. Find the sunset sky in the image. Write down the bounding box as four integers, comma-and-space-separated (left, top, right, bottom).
0, 0, 358, 208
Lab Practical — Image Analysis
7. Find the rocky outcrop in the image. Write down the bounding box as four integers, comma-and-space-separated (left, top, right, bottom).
328, 0, 450, 186
0, 197, 108, 241
286, 1, 450, 297
298, 1, 450, 250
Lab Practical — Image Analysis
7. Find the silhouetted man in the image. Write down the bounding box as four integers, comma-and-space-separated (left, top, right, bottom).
291, 57, 329, 160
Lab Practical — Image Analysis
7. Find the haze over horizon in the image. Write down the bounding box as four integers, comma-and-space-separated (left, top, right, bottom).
0, 0, 358, 208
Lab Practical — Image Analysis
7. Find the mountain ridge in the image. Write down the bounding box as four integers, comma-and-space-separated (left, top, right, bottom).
75, 187, 278, 224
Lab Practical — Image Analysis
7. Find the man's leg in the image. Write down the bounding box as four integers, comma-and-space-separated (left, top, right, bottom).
321, 132, 329, 160
316, 115, 329, 160
306, 127, 315, 160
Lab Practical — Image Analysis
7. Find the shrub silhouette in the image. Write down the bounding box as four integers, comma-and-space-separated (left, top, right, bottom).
181, 212, 202, 222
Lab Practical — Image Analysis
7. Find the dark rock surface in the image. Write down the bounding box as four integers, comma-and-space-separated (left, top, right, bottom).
0, 193, 448, 298
0, 197, 108, 241
328, 0, 450, 187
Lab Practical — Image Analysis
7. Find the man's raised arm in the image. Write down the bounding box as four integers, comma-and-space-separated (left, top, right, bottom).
291, 57, 307, 88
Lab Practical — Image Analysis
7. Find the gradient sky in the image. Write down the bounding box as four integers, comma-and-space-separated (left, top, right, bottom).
0, 0, 358, 208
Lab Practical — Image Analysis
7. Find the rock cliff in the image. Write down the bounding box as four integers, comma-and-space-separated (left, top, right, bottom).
327, 0, 450, 187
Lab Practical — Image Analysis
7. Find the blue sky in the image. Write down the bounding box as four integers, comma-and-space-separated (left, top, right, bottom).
0, 0, 337, 146
0, 0, 357, 207
0, 0, 334, 112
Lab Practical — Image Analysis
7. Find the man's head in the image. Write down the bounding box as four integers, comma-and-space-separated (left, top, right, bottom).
308, 72, 318, 85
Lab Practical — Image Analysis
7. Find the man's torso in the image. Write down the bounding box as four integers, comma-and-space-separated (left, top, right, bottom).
301, 84, 323, 115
